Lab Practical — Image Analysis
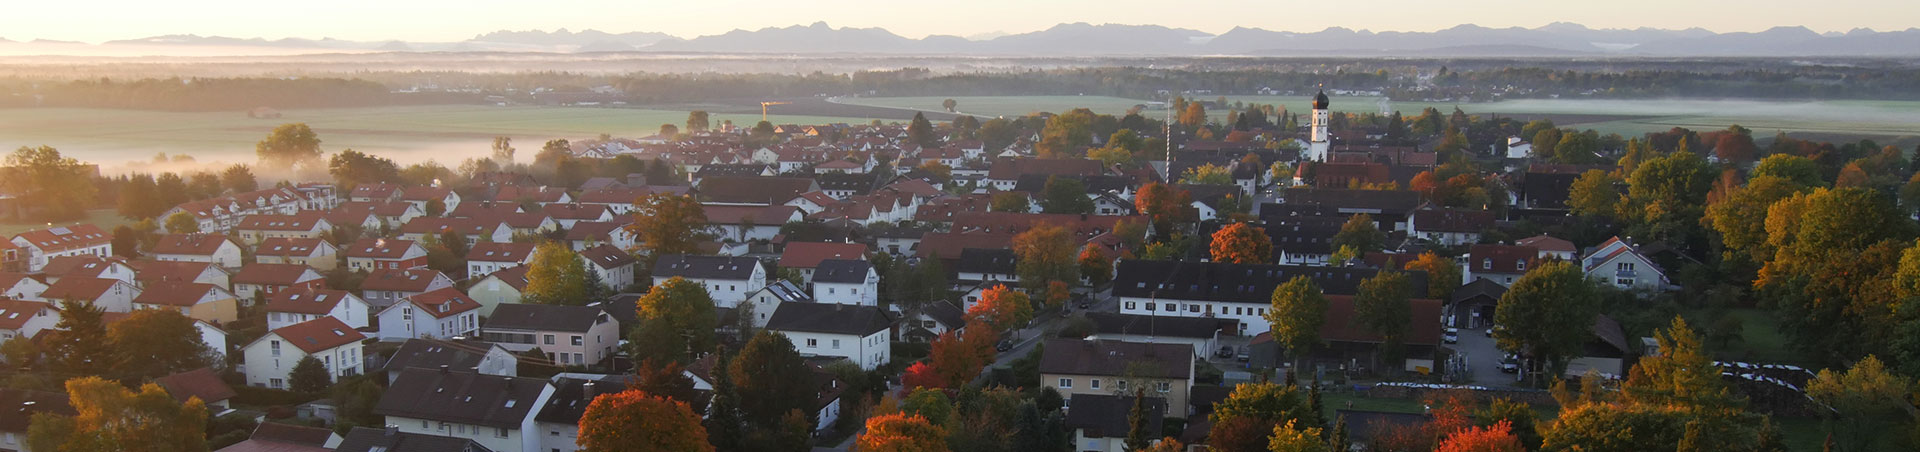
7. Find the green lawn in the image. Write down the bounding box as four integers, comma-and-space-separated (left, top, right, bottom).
0, 105, 865, 170
0, 209, 133, 238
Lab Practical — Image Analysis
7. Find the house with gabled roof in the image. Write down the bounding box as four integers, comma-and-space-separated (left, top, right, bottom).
1410, 208, 1495, 246
0, 273, 48, 301
400, 186, 462, 214
956, 248, 1019, 287
705, 204, 804, 242
1066, 393, 1168, 452
265, 288, 371, 331
381, 338, 517, 384
234, 212, 331, 246
564, 220, 638, 252
361, 268, 455, 310
374, 367, 553, 452
133, 280, 239, 323
255, 237, 339, 271
156, 367, 237, 412
533, 375, 629, 452
696, 176, 819, 206
376, 288, 480, 341
325, 201, 423, 232
131, 260, 231, 288
334, 425, 496, 452
242, 317, 367, 389
985, 158, 1106, 190
0, 298, 58, 340
8, 224, 112, 272
468, 266, 529, 316
0, 388, 77, 449
349, 183, 402, 202
1247, 294, 1445, 373
765, 302, 892, 370
1111, 259, 1429, 336
897, 300, 964, 343
1516, 234, 1578, 261
40, 276, 138, 312
1465, 244, 1538, 286
232, 263, 325, 306
397, 217, 514, 246
1041, 338, 1193, 416
1083, 312, 1237, 358
494, 186, 572, 205
812, 259, 878, 306
150, 234, 244, 268
538, 203, 614, 229
482, 304, 620, 368
342, 238, 428, 272
579, 244, 636, 290
652, 255, 766, 308
0, 241, 20, 273
1583, 236, 1671, 292
466, 243, 535, 280
40, 255, 136, 286
778, 241, 867, 284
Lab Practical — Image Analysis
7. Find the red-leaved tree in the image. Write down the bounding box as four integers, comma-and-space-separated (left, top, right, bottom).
576, 389, 713, 452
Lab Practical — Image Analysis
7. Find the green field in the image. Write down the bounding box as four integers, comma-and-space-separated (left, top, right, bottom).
842, 95, 1920, 144
0, 105, 864, 171
0, 209, 133, 238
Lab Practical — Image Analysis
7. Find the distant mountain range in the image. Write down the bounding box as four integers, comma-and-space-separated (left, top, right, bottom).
7, 22, 1920, 57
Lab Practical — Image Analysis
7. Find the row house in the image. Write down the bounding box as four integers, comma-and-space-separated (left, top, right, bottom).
162, 186, 328, 234
481, 304, 621, 368
150, 234, 244, 268
467, 243, 536, 280
360, 268, 455, 310
377, 288, 481, 341
255, 237, 339, 271
564, 221, 638, 252
349, 183, 402, 203
468, 266, 529, 316
398, 217, 514, 245
326, 201, 425, 232
539, 203, 615, 229
764, 302, 892, 370
234, 212, 332, 246
42, 256, 136, 286
132, 260, 231, 288
0, 273, 49, 301
375, 368, 553, 452
779, 242, 867, 285
266, 288, 372, 331
343, 238, 428, 272
232, 263, 326, 306
579, 244, 637, 290
0, 298, 59, 340
40, 276, 138, 312
577, 187, 661, 215
652, 255, 766, 308
494, 186, 572, 206
243, 316, 365, 389
399, 186, 462, 214
8, 225, 112, 272
704, 205, 805, 242
1111, 259, 1429, 337
132, 280, 239, 324
1040, 338, 1195, 417
1410, 208, 1496, 247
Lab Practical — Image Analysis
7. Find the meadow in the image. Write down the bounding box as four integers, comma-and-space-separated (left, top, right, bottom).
0, 105, 863, 172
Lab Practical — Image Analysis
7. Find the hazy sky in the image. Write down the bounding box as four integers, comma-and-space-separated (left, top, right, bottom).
9, 0, 1918, 42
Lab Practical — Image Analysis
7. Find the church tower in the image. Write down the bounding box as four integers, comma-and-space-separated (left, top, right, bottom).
1307, 90, 1331, 162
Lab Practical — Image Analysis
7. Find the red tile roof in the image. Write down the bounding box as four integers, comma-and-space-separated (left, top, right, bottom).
237, 212, 328, 232
913, 232, 1013, 260
705, 205, 803, 226
132, 261, 221, 284
361, 268, 448, 292
986, 158, 1106, 180
399, 186, 454, 202
41, 277, 123, 301
255, 238, 331, 257
465, 242, 535, 263
494, 186, 569, 203
233, 263, 321, 286
267, 317, 365, 354
155, 367, 236, 404
398, 217, 501, 236
0, 298, 52, 330
580, 244, 636, 270
342, 238, 419, 259
478, 266, 530, 292
151, 234, 235, 256
134, 281, 225, 307
1516, 235, 1576, 254
10, 224, 110, 253
0, 273, 36, 290
780, 242, 867, 269
540, 203, 611, 220
447, 200, 522, 218
1469, 244, 1538, 274
265, 288, 357, 315
406, 288, 480, 319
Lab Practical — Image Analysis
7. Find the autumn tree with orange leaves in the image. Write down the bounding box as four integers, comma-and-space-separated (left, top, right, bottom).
926, 329, 998, 388
1135, 182, 1193, 230
855, 413, 948, 452
1013, 223, 1078, 301
625, 193, 709, 262
576, 389, 714, 452
968, 285, 1033, 331
1210, 222, 1273, 264
1079, 246, 1113, 285
901, 362, 943, 389
1436, 421, 1525, 452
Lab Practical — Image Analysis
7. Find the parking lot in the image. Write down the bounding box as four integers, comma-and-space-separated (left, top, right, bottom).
1452, 326, 1524, 387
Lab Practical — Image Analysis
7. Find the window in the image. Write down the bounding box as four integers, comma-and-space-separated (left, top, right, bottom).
1117, 380, 1128, 391
806, 338, 818, 348
1516, 260, 1527, 271
497, 427, 508, 438
1090, 379, 1101, 389
831, 339, 841, 349
1157, 382, 1171, 392
1057, 378, 1072, 388
270, 340, 281, 357
1125, 302, 1136, 310
1617, 262, 1635, 272
571, 336, 583, 346
829, 288, 836, 294
269, 378, 283, 389
1617, 278, 1635, 286
1164, 304, 1175, 312
1482, 259, 1492, 270
544, 334, 555, 345
573, 353, 583, 364
1188, 304, 1200, 313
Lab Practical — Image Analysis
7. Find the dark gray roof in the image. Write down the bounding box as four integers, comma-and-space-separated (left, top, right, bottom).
765, 302, 892, 336
593, 294, 642, 326
1280, 188, 1423, 214
696, 176, 816, 205
695, 164, 772, 178
753, 280, 811, 303
1452, 278, 1508, 304
1084, 312, 1236, 339
652, 254, 762, 280
375, 368, 549, 429
1064, 394, 1165, 438
535, 377, 629, 425
815, 172, 880, 194
485, 304, 613, 333
919, 300, 966, 329
334, 426, 494, 452
1112, 259, 1427, 303
957, 248, 1017, 276
1039, 338, 1192, 379
813, 259, 873, 284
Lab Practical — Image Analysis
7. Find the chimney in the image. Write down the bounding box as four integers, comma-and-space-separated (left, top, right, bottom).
439, 364, 449, 373
583, 381, 597, 400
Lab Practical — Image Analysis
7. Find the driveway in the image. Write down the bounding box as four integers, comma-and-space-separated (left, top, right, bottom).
1453, 326, 1522, 387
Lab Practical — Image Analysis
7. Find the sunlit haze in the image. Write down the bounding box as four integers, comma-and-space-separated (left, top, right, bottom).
9, 0, 1919, 42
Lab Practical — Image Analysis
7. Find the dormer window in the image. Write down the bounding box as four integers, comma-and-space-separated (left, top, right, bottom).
1516, 260, 1526, 271
1482, 259, 1492, 270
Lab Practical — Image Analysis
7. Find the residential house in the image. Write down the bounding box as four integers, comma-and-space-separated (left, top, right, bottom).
234, 212, 332, 246
349, 183, 402, 202
1582, 236, 1671, 292
765, 302, 892, 370
334, 426, 496, 452
1065, 394, 1166, 452
242, 317, 367, 389
1111, 259, 1427, 336
0, 388, 77, 451
40, 277, 138, 312
0, 273, 46, 301
494, 186, 572, 205
1448, 279, 1507, 329
897, 300, 965, 343
1263, 216, 1342, 266
326, 200, 423, 232
130, 260, 231, 289
382, 338, 518, 384
872, 226, 928, 256
221, 422, 339, 451
564, 220, 637, 252
468, 266, 529, 316
984, 158, 1106, 191
41, 256, 136, 285
132, 280, 239, 324
538, 204, 614, 229
1566, 315, 1632, 379
704, 205, 804, 242
375, 367, 554, 452
376, 288, 481, 341
360, 268, 455, 310
232, 263, 326, 306
466, 243, 536, 280
955, 248, 1019, 286
742, 280, 809, 329
778, 241, 867, 284
156, 367, 237, 413
811, 259, 878, 306
8, 225, 113, 272
265, 288, 372, 331
533, 376, 625, 452
481, 304, 620, 368
1410, 208, 1495, 246
652, 255, 767, 308
579, 244, 636, 290
695, 176, 819, 206
150, 234, 244, 268
1083, 312, 1236, 358
1516, 234, 1578, 261
1466, 244, 1538, 286
342, 238, 428, 272
398, 217, 514, 245
1040, 338, 1194, 416
400, 186, 462, 214
1277, 188, 1424, 232
255, 237, 339, 271
0, 298, 58, 340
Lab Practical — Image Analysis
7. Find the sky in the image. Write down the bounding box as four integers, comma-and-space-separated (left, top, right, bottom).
7, 0, 1918, 43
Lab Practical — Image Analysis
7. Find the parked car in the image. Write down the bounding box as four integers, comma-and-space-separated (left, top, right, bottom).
1215, 346, 1234, 359
1500, 354, 1519, 373
1236, 349, 1250, 362
1442, 328, 1459, 344
996, 339, 1014, 352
